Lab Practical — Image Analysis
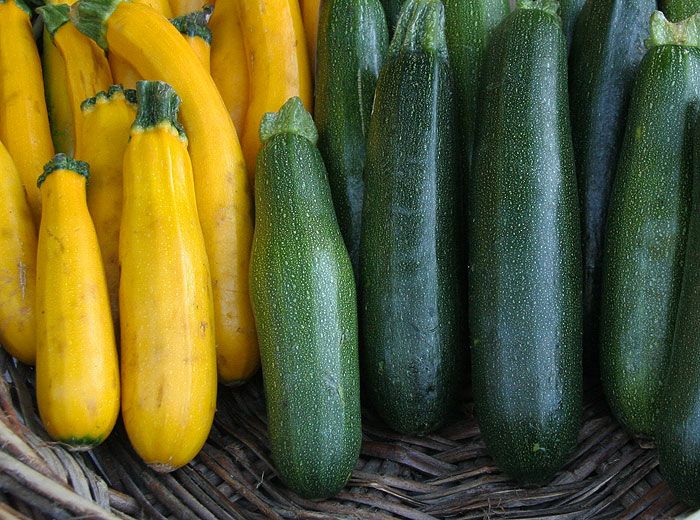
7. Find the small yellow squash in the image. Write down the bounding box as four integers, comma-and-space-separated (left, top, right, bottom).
171, 7, 212, 71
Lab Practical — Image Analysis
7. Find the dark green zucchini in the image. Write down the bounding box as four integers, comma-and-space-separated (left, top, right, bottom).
561, 0, 585, 48
249, 97, 361, 499
568, 0, 655, 369
657, 106, 700, 510
662, 0, 700, 21
360, 0, 462, 435
600, 11, 700, 437
443, 0, 509, 166
469, 0, 582, 484
315, 0, 389, 278
381, 0, 406, 32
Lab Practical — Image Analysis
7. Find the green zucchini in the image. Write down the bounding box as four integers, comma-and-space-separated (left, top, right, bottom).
469, 0, 582, 484
444, 0, 509, 166
657, 108, 700, 510
561, 0, 585, 47
568, 0, 655, 368
315, 0, 389, 278
662, 0, 700, 21
381, 0, 405, 32
360, 0, 463, 435
600, 11, 700, 437
249, 97, 361, 499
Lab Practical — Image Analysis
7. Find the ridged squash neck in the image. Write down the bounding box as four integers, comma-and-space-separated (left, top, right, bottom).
647, 10, 700, 48
37, 4, 70, 40
81, 84, 137, 112
133, 81, 187, 141
70, 0, 123, 50
388, 0, 447, 60
37, 154, 90, 187
0, 0, 31, 15
171, 6, 213, 44
259, 97, 318, 146
516, 0, 560, 20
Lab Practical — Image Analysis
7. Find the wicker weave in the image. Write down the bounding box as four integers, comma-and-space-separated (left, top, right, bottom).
0, 350, 691, 519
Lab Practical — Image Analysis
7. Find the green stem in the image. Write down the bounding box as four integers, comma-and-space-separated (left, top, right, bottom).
516, 0, 560, 19
647, 10, 700, 48
37, 154, 90, 187
70, 0, 123, 50
37, 4, 70, 40
80, 84, 137, 112
259, 97, 318, 146
133, 80, 186, 141
170, 5, 213, 44
0, 0, 31, 16
389, 0, 447, 59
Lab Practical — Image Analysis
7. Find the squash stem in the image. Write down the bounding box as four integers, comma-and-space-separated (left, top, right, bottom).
37, 3, 70, 39
259, 96, 318, 145
70, 0, 122, 50
516, 0, 560, 20
81, 84, 137, 113
37, 154, 90, 188
389, 0, 447, 59
170, 6, 213, 44
133, 80, 187, 141
647, 10, 700, 48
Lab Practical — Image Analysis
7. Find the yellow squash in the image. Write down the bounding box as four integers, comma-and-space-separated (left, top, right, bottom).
210, 0, 248, 135
76, 85, 137, 323
36, 154, 120, 449
38, 4, 113, 150
0, 0, 55, 221
236, 0, 313, 173
74, 0, 259, 384
120, 81, 216, 471
0, 140, 36, 365
299, 0, 320, 74
169, 0, 206, 17
171, 7, 212, 71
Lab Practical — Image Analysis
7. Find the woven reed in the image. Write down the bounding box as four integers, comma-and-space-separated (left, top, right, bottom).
0, 350, 690, 519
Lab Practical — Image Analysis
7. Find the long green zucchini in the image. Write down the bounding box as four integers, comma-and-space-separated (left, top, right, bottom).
561, 0, 585, 47
361, 0, 463, 435
657, 109, 700, 510
662, 0, 700, 21
444, 0, 509, 166
568, 0, 655, 368
469, 0, 582, 484
600, 11, 700, 437
250, 97, 361, 499
315, 0, 389, 278
381, 0, 406, 32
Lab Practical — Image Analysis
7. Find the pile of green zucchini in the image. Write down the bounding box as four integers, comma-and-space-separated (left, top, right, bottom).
249, 0, 700, 507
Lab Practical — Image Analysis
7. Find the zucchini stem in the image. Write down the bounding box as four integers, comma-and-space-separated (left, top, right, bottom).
133, 80, 186, 140
37, 3, 70, 39
390, 0, 447, 58
70, 0, 122, 50
647, 10, 700, 48
516, 0, 560, 20
37, 153, 90, 187
80, 84, 137, 113
259, 96, 318, 145
170, 6, 213, 44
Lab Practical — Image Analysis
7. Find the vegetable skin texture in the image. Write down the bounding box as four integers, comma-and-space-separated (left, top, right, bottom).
361, 0, 464, 435
315, 0, 389, 278
170, 0, 207, 16
600, 11, 700, 437
76, 85, 137, 324
236, 0, 313, 174
300, 0, 321, 72
0, 140, 37, 365
662, 0, 700, 22
561, 0, 585, 48
250, 97, 361, 499
36, 154, 120, 449
120, 81, 217, 471
568, 0, 655, 368
73, 0, 258, 384
0, 0, 55, 221
381, 0, 406, 33
469, 0, 583, 484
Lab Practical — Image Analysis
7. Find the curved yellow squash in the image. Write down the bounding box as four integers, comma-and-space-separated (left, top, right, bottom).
36, 154, 120, 449
76, 86, 137, 323
0, 0, 55, 221
74, 0, 259, 384
0, 140, 36, 365
171, 7, 212, 71
299, 0, 320, 74
169, 0, 206, 16
236, 0, 313, 173
120, 81, 216, 471
210, 0, 248, 135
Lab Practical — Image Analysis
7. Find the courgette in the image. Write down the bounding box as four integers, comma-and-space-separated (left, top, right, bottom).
662, 0, 700, 21
469, 0, 582, 484
657, 111, 700, 509
568, 0, 655, 367
361, 0, 463, 435
250, 97, 361, 499
315, 0, 389, 278
600, 11, 700, 437
561, 0, 585, 48
381, 0, 406, 32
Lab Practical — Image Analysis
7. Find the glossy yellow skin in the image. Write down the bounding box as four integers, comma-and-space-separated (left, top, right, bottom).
170, 0, 206, 16
52, 23, 113, 150
185, 35, 210, 72
0, 141, 36, 365
36, 166, 120, 449
104, 2, 258, 383
76, 91, 136, 323
237, 0, 313, 173
0, 0, 55, 221
299, 0, 320, 74
120, 124, 217, 471
210, 0, 248, 135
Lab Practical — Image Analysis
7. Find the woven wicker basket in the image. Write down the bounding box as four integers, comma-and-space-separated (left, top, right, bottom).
0, 348, 692, 519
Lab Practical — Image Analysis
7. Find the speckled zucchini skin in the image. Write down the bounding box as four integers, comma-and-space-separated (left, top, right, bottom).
662, 0, 700, 22
249, 100, 361, 500
569, 0, 655, 368
381, 0, 406, 32
561, 0, 585, 47
657, 115, 700, 509
360, 0, 463, 435
469, 4, 582, 485
315, 0, 389, 279
601, 45, 700, 437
